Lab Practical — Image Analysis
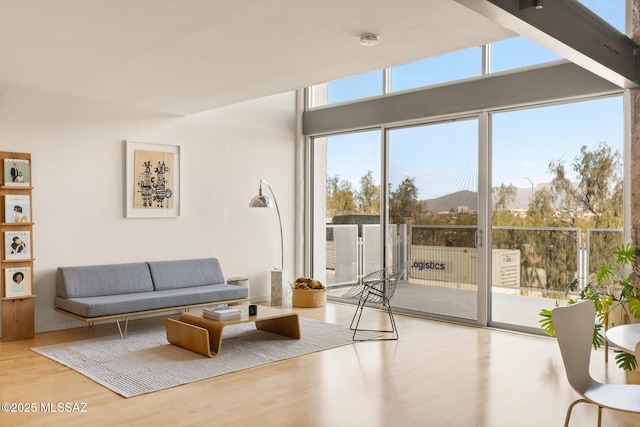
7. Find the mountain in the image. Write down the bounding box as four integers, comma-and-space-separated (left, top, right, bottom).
420, 184, 554, 212
421, 190, 477, 212
509, 183, 559, 209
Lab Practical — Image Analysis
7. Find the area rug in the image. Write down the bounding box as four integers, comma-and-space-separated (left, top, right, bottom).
32, 318, 374, 398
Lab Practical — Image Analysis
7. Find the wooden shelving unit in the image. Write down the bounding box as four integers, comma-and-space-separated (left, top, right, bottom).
0, 151, 34, 342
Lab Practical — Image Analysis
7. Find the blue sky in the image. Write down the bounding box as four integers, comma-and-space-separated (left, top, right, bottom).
492, 97, 623, 190
327, 98, 623, 201
326, 1, 625, 201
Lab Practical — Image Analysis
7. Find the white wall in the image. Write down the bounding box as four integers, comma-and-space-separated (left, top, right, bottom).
0, 86, 297, 333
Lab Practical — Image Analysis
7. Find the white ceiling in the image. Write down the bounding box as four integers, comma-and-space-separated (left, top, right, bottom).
0, 0, 515, 115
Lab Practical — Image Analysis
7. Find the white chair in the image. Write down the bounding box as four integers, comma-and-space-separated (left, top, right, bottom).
552, 300, 640, 426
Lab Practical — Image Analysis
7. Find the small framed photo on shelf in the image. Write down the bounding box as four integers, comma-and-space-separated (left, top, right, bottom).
3, 158, 30, 187
4, 266, 31, 298
4, 231, 30, 260
4, 194, 31, 223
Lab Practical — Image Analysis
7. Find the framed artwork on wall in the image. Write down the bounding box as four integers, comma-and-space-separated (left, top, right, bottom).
124, 141, 181, 218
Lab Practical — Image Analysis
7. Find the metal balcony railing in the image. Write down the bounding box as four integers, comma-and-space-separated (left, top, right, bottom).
325, 224, 623, 294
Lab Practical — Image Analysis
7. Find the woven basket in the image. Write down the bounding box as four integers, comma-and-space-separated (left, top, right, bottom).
292, 288, 326, 308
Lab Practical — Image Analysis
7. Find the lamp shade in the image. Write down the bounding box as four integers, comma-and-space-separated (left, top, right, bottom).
249, 194, 273, 208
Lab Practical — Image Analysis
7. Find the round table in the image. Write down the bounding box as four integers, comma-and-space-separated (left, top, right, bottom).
605, 323, 640, 354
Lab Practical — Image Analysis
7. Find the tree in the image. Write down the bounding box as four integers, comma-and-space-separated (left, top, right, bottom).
493, 183, 517, 211
548, 142, 622, 228
356, 170, 380, 214
515, 141, 624, 291
389, 177, 419, 225
326, 175, 356, 219
492, 183, 517, 226
528, 187, 556, 224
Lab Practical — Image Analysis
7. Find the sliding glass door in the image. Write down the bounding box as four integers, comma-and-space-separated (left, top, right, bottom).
387, 119, 480, 321
310, 97, 623, 331
313, 119, 483, 323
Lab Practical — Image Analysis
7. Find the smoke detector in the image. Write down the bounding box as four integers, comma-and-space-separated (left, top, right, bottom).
359, 34, 380, 46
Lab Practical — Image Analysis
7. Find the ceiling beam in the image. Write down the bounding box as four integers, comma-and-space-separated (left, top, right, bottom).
456, 0, 640, 88
303, 62, 620, 136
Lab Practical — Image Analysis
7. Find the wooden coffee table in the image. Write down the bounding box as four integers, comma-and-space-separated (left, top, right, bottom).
166, 305, 300, 357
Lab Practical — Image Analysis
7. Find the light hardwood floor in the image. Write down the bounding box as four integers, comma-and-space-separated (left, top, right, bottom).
1, 302, 640, 427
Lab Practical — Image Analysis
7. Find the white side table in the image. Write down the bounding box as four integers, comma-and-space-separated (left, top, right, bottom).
227, 277, 250, 299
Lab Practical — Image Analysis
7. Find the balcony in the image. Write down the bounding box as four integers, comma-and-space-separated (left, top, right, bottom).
325, 224, 623, 331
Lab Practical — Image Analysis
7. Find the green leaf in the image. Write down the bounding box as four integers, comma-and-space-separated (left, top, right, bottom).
614, 350, 638, 371
593, 323, 604, 350
538, 243, 639, 371
566, 279, 579, 293
628, 298, 640, 320
614, 243, 636, 265
539, 308, 554, 336
596, 262, 615, 285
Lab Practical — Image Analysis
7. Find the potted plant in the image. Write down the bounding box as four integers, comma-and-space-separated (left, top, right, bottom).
539, 243, 640, 370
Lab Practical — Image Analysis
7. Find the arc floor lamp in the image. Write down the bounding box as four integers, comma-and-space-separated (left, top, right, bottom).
249, 179, 283, 305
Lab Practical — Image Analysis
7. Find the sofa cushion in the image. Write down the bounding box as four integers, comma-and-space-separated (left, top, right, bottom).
57, 262, 154, 299
55, 283, 248, 318
147, 258, 225, 291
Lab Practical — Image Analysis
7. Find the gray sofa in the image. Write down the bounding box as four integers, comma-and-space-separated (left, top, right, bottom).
55, 258, 249, 336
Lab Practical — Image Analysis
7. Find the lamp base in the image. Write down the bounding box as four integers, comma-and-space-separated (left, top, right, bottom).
270, 270, 283, 306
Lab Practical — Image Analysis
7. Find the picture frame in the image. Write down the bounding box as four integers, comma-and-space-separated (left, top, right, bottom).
4, 194, 31, 223
4, 230, 31, 260
3, 158, 30, 187
4, 266, 31, 298
124, 141, 180, 218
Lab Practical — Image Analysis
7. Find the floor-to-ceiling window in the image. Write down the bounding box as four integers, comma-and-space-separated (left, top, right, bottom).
312, 130, 382, 289
387, 119, 479, 321
305, 3, 627, 330
315, 119, 483, 323
311, 95, 624, 331
491, 97, 624, 328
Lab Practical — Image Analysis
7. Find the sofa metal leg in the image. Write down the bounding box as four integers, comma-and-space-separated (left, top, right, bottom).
115, 317, 129, 339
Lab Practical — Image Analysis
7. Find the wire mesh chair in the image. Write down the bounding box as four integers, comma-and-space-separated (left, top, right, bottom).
342, 262, 408, 341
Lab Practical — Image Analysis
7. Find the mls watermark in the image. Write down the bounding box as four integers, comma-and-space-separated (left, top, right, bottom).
2, 402, 88, 413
